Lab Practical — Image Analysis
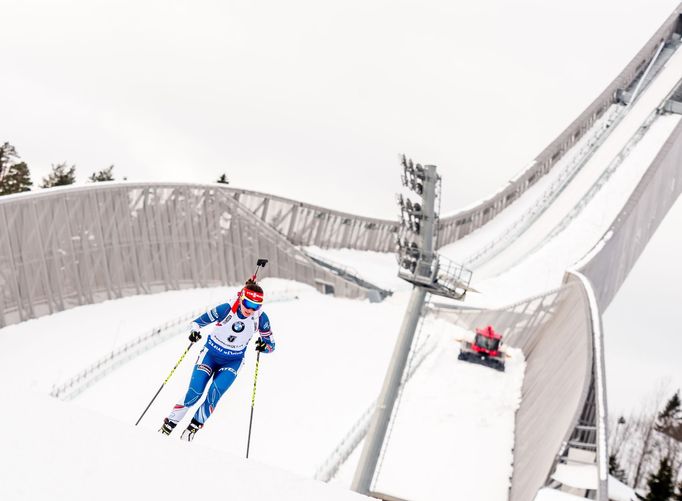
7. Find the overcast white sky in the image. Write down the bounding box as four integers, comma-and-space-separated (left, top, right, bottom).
2, 0, 680, 218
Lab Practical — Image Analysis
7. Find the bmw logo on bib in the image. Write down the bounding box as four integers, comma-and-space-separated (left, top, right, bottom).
232, 321, 245, 333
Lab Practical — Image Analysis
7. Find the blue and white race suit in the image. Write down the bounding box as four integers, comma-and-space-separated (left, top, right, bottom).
167, 298, 274, 425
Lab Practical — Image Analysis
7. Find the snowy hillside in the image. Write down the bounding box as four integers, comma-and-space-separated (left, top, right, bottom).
0, 276, 526, 500
1, 389, 371, 501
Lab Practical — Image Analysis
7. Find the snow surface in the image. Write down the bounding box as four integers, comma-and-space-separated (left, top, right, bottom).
534, 488, 592, 501
371, 330, 525, 501
304, 246, 412, 293
1, 389, 371, 501
551, 464, 637, 501
0, 277, 525, 500
0, 280, 307, 395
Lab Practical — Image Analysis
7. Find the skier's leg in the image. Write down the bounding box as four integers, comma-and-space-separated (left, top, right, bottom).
166, 349, 215, 425
192, 358, 244, 425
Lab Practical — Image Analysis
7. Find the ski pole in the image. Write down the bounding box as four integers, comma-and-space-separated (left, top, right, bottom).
251, 258, 268, 281
245, 351, 261, 458
135, 341, 195, 426
245, 257, 268, 457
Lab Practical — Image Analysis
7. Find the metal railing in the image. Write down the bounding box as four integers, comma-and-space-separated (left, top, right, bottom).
505, 77, 682, 271
462, 104, 624, 268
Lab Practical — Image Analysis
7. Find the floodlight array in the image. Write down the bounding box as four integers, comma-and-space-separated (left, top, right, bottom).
396, 155, 433, 277
400, 154, 425, 194
395, 155, 473, 300
397, 194, 423, 234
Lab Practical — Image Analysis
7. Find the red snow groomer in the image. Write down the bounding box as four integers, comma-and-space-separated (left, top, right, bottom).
457, 325, 506, 372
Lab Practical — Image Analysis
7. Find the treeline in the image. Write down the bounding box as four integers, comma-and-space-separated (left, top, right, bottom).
0, 142, 115, 196
0, 141, 231, 196
609, 389, 682, 500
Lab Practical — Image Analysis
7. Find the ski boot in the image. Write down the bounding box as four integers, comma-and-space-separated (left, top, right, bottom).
159, 418, 177, 436
180, 418, 203, 442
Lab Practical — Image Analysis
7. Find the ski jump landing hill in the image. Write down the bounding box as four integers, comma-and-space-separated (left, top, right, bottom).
3, 5, 682, 501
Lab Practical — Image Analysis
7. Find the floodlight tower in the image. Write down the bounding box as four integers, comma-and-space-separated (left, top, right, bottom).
351, 156, 472, 495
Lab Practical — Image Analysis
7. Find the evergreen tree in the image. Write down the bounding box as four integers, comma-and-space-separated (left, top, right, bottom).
609, 453, 627, 483
659, 392, 681, 421
656, 391, 682, 441
0, 141, 19, 179
0, 162, 33, 195
0, 142, 33, 196
216, 173, 229, 184
645, 457, 674, 501
41, 163, 76, 188
89, 165, 115, 182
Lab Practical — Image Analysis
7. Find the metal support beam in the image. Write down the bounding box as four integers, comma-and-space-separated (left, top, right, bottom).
350, 285, 426, 494
352, 164, 438, 494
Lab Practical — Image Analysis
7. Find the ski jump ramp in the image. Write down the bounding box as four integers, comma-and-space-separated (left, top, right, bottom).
417, 8, 682, 501
432, 116, 682, 501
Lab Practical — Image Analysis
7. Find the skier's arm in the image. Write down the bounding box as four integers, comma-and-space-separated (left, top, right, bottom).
187, 303, 232, 341
255, 312, 275, 353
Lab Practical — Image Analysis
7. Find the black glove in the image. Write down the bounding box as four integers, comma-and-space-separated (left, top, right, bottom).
189, 330, 202, 343
255, 338, 275, 353
255, 338, 267, 352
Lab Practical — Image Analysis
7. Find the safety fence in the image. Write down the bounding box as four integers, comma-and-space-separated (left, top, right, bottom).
0, 183, 371, 328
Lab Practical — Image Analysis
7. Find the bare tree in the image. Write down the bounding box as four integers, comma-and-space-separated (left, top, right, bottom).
610, 382, 682, 490
610, 415, 632, 458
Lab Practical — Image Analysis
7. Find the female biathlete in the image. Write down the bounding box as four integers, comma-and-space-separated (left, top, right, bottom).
159, 279, 275, 441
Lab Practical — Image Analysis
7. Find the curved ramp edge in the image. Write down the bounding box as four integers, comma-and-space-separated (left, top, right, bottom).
434, 280, 594, 501
437, 5, 682, 247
